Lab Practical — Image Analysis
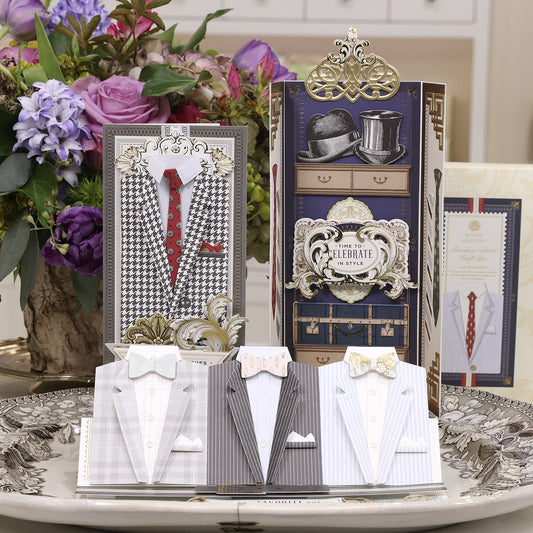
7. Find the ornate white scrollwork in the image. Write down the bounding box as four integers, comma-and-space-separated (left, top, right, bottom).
115, 130, 234, 179
305, 27, 400, 103
286, 217, 417, 302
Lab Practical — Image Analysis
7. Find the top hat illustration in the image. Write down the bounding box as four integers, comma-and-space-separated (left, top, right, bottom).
355, 110, 407, 165
296, 108, 361, 163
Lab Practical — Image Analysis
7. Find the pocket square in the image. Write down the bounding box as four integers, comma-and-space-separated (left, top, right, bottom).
199, 240, 223, 253
486, 324, 497, 334
172, 434, 203, 452
286, 431, 316, 449
396, 436, 427, 453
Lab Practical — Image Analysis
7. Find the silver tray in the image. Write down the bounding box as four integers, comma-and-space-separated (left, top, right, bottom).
0, 385, 533, 532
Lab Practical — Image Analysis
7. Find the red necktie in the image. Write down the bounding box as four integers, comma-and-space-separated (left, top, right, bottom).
465, 291, 476, 361
164, 168, 183, 285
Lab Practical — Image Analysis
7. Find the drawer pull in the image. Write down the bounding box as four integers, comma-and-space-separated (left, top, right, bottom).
316, 356, 330, 365
317, 175, 332, 183
373, 175, 389, 185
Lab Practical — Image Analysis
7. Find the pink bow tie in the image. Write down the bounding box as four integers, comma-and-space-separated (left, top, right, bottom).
241, 352, 288, 378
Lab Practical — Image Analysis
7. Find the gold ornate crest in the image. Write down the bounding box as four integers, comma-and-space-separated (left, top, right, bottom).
305, 28, 400, 103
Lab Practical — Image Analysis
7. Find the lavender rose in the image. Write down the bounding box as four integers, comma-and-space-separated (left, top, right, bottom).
42, 206, 103, 276
232, 39, 296, 86
70, 75, 171, 158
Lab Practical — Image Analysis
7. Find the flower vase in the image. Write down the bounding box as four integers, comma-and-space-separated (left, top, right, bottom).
23, 260, 103, 379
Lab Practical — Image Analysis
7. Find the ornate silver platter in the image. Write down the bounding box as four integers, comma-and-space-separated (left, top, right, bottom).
0, 386, 533, 532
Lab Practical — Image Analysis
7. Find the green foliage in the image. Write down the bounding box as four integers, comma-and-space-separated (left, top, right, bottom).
139, 64, 200, 97
21, 161, 58, 227
34, 14, 65, 82
66, 174, 103, 209
246, 164, 270, 263
172, 9, 232, 54
0, 213, 31, 282
0, 153, 32, 194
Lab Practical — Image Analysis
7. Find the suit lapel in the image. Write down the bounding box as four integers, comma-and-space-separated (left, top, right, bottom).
449, 291, 468, 353
336, 371, 375, 484
266, 365, 300, 484
151, 360, 191, 482
376, 367, 412, 484
227, 363, 264, 484
138, 176, 174, 300
470, 292, 495, 362
112, 363, 150, 483
171, 176, 212, 310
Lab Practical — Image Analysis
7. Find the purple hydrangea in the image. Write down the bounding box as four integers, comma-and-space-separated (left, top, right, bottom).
46, 0, 110, 36
42, 205, 103, 276
13, 79, 91, 186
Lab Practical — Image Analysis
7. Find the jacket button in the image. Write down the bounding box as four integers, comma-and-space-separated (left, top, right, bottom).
180, 297, 191, 308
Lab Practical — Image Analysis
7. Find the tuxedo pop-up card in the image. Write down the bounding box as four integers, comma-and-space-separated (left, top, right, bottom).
102, 125, 247, 357
78, 345, 209, 494
202, 346, 326, 494
319, 347, 442, 491
269, 28, 444, 414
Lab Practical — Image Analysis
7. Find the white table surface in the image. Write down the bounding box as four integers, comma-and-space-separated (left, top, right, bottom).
0, 375, 532, 533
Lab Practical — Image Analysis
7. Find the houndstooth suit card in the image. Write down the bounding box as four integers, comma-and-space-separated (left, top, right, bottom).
103, 125, 247, 360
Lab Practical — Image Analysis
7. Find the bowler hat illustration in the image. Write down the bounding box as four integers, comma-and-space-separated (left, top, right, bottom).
297, 108, 361, 163
355, 110, 407, 165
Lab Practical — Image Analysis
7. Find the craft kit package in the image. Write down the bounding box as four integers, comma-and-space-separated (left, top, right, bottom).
269, 29, 444, 413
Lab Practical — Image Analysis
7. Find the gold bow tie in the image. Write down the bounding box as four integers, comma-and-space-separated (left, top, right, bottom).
348, 351, 399, 379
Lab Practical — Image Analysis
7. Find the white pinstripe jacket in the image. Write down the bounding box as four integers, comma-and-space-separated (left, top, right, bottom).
89, 358, 208, 485
319, 360, 433, 487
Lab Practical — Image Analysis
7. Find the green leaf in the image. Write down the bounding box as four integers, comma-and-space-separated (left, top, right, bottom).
49, 29, 73, 55
66, 13, 81, 34
144, 0, 171, 8
142, 11, 165, 31
23, 64, 48, 85
139, 64, 198, 97
176, 9, 231, 53
70, 271, 102, 314
35, 14, 65, 82
19, 230, 40, 309
0, 213, 31, 282
0, 153, 32, 194
156, 23, 177, 43
21, 161, 57, 227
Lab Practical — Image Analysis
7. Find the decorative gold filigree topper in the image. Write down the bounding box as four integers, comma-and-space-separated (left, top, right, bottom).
305, 27, 400, 103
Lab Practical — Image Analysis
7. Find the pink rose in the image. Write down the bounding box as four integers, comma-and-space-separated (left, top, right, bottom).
71, 75, 170, 164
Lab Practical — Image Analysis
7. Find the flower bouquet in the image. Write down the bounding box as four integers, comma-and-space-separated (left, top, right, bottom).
0, 0, 295, 375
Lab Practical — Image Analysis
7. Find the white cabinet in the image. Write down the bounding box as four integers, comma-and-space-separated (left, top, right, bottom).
222, 0, 304, 20
390, 0, 476, 22
306, 0, 388, 22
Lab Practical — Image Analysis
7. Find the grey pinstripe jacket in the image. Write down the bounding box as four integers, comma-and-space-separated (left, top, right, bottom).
207, 360, 323, 486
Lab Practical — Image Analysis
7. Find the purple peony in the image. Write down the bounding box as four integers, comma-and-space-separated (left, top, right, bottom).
46, 0, 110, 36
13, 79, 91, 186
42, 205, 103, 276
232, 39, 297, 86
0, 0, 49, 41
